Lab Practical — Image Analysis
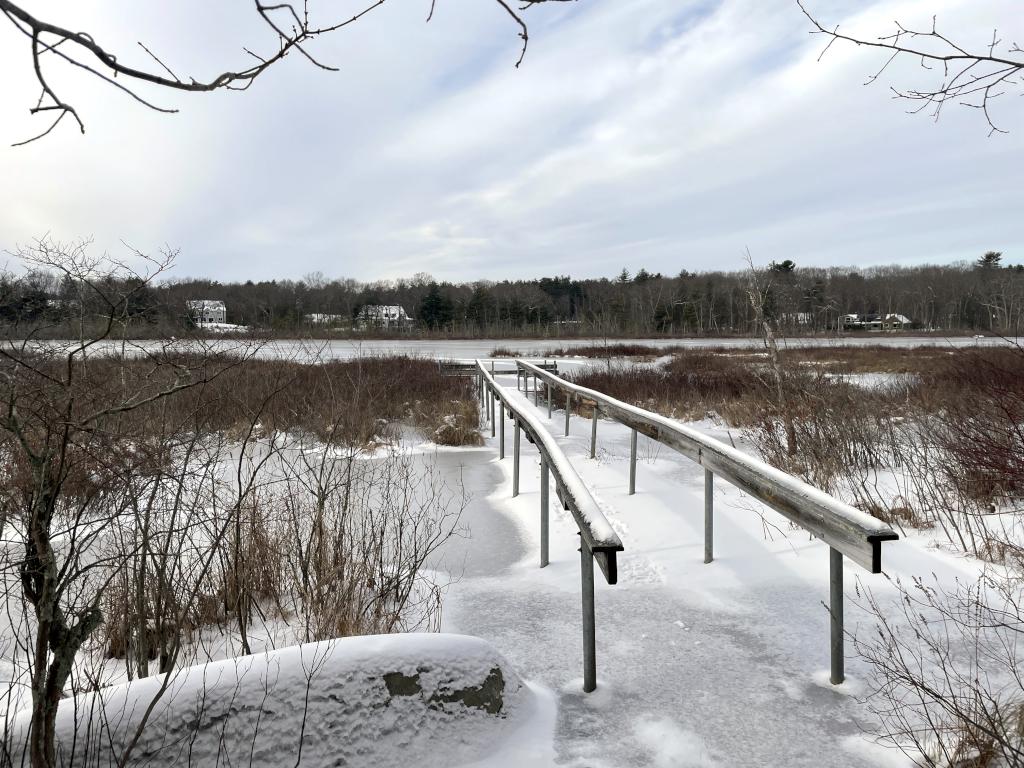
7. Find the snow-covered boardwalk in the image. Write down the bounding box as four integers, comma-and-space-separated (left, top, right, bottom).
433, 370, 976, 767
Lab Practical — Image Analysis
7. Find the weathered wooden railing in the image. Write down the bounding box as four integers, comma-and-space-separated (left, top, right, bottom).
515, 359, 898, 685
476, 360, 623, 693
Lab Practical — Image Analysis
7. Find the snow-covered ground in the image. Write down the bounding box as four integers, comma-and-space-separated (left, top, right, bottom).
1, 364, 994, 766
9, 634, 554, 768
427, 372, 980, 767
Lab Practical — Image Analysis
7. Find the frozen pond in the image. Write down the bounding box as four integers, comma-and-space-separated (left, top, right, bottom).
19, 335, 1020, 362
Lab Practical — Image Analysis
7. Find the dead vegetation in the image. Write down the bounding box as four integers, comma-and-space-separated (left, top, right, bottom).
568, 344, 1024, 549
489, 346, 521, 358
0, 242, 484, 767
567, 351, 768, 423
543, 342, 679, 358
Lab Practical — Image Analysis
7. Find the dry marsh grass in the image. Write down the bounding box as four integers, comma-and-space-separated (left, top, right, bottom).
566, 350, 770, 423
0, 352, 483, 450
489, 346, 521, 357
544, 342, 680, 358
567, 345, 1024, 543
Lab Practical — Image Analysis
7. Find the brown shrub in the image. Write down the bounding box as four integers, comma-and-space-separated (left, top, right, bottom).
566, 350, 768, 423
544, 343, 678, 358
0, 352, 481, 449
489, 346, 521, 357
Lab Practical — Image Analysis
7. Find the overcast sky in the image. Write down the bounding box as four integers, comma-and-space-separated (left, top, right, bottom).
1, 0, 1021, 283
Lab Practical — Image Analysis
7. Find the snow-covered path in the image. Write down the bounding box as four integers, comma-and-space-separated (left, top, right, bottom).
433, 373, 978, 767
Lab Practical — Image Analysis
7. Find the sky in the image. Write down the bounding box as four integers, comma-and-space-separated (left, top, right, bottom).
0, 0, 1022, 283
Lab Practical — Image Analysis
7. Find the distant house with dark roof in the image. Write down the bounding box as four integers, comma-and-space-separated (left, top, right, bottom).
842, 313, 911, 331
187, 300, 226, 325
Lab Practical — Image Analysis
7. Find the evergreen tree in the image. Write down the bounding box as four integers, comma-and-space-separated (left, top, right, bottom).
976, 251, 1003, 270
418, 283, 454, 329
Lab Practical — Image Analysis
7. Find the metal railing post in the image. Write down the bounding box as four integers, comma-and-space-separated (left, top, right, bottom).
565, 393, 571, 436
513, 422, 521, 497
830, 547, 844, 684
629, 429, 637, 495
533, 374, 539, 406
704, 470, 714, 564
547, 383, 553, 419
489, 390, 495, 437
581, 540, 597, 693
590, 405, 598, 459
499, 401, 505, 459
540, 459, 549, 567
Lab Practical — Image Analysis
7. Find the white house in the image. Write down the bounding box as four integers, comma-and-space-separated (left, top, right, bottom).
187, 300, 227, 325
884, 313, 911, 328
355, 305, 412, 330
842, 313, 911, 331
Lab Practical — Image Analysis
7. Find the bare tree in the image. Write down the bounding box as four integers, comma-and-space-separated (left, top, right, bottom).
0, 239, 256, 767
797, 1, 1024, 135
744, 252, 798, 457
1, 0, 567, 146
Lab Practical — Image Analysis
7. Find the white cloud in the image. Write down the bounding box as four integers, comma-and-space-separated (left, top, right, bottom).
0, 0, 1021, 280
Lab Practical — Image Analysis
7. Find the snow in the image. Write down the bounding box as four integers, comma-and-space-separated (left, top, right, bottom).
194, 321, 249, 333
633, 716, 718, 767
9, 633, 551, 768
2, 348, 1004, 766
425, 369, 984, 766
826, 372, 919, 390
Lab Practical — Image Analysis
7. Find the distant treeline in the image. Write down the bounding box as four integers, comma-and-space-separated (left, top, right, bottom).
4, 253, 1023, 338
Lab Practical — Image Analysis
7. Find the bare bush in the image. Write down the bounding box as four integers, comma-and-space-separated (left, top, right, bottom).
567, 350, 769, 423
0, 242, 479, 767
856, 573, 1024, 767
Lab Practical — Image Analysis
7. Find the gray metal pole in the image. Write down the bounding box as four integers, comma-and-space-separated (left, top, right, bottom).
533, 374, 539, 406
704, 469, 714, 564
513, 423, 521, 497
629, 429, 637, 495
590, 406, 598, 459
540, 459, 549, 568
489, 391, 495, 437
830, 547, 844, 685
581, 541, 597, 693
547, 383, 553, 419
499, 402, 505, 460
565, 393, 571, 437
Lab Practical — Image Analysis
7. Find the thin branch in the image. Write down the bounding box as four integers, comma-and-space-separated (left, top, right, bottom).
796, 1, 1023, 133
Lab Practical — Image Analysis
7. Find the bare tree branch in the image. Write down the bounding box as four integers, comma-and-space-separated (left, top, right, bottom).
797, 1, 1024, 135
1, 0, 566, 145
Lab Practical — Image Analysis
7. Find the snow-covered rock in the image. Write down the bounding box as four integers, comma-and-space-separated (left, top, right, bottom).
14, 634, 541, 768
